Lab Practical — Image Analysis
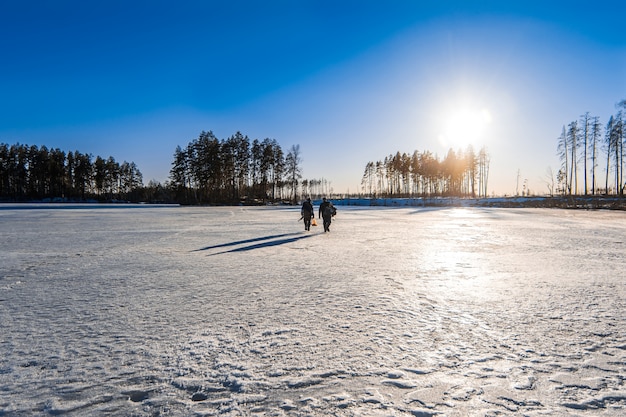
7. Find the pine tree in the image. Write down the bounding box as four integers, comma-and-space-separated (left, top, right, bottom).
580, 112, 590, 195
285, 144, 302, 203
605, 116, 614, 194
567, 121, 579, 194
589, 116, 602, 195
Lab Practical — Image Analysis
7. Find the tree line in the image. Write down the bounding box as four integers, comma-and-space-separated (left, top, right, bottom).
13, 97, 625, 205
0, 131, 313, 204
361, 145, 491, 198
0, 143, 143, 201
169, 130, 315, 204
556, 99, 626, 196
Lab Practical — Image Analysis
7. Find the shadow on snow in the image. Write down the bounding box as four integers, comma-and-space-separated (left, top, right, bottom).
193, 232, 315, 255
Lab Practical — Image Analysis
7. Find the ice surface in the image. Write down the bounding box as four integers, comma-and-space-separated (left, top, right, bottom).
1, 204, 625, 416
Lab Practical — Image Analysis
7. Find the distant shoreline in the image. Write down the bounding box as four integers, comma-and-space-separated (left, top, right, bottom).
0, 202, 180, 210
1, 196, 625, 210
331, 196, 626, 210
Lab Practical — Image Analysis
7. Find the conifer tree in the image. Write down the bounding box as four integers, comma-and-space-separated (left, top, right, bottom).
285, 144, 302, 203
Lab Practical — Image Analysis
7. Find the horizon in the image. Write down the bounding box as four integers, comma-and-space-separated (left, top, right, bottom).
1, 1, 625, 196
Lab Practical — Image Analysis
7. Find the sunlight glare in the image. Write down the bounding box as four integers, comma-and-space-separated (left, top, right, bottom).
438, 105, 492, 149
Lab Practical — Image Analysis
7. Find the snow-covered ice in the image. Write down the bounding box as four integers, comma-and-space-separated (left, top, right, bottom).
1, 204, 625, 416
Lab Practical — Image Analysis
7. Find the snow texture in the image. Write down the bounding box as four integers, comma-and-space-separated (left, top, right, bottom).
1, 204, 625, 416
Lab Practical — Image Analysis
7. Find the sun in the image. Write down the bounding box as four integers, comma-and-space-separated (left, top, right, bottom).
438, 105, 492, 150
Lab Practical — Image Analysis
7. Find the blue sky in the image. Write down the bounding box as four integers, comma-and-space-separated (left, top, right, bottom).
1, 0, 625, 195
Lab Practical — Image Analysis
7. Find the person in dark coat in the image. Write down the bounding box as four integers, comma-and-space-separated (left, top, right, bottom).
301, 197, 314, 231
318, 197, 336, 232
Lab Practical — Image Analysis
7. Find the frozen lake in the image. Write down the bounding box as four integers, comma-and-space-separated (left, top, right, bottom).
1, 205, 625, 416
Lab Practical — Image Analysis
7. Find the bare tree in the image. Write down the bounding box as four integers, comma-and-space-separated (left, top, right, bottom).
604, 116, 615, 194
580, 113, 590, 195
557, 126, 569, 194
615, 100, 626, 195
590, 116, 602, 195
544, 167, 555, 196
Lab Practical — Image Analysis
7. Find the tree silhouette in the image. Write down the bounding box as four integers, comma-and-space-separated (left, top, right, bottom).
557, 98, 626, 196
285, 144, 302, 203
168, 131, 298, 204
0, 142, 142, 202
361, 146, 489, 198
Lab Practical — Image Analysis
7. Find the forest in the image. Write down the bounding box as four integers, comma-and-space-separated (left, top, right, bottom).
361, 98, 626, 199
169, 131, 327, 205
2, 98, 624, 204
361, 146, 490, 198
0, 131, 313, 204
0, 143, 144, 202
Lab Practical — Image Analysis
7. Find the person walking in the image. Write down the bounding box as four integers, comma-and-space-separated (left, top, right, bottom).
301, 197, 314, 231
318, 197, 336, 232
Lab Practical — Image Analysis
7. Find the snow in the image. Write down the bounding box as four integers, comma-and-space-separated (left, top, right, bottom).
1, 204, 626, 416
